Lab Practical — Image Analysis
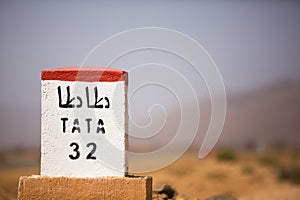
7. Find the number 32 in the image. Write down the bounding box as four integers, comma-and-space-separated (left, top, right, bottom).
69, 142, 97, 160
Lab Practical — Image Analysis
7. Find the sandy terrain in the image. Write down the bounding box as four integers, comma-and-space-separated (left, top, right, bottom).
0, 150, 299, 199
142, 151, 300, 199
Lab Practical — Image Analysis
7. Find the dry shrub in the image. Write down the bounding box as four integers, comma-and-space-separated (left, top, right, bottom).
216, 149, 237, 162
258, 155, 278, 166
277, 165, 300, 185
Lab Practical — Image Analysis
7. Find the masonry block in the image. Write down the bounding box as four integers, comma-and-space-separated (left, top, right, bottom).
18, 175, 152, 200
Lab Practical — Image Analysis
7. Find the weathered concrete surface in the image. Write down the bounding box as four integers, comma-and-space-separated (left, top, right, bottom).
18, 175, 152, 200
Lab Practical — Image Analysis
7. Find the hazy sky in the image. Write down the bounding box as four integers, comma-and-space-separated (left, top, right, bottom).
0, 1, 300, 150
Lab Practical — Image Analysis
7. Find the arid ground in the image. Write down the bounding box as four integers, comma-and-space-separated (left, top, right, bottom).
0, 149, 300, 199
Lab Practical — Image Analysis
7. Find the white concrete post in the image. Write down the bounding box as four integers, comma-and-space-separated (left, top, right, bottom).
40, 67, 128, 177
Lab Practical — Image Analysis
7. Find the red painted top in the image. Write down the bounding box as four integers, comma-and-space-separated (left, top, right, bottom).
41, 67, 127, 82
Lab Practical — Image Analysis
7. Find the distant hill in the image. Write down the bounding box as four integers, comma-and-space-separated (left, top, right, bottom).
129, 80, 300, 152
218, 80, 300, 149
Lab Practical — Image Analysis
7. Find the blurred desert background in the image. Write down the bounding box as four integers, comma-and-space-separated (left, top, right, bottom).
1, 1, 300, 199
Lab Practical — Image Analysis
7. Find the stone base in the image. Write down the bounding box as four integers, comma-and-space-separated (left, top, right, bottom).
18, 175, 152, 200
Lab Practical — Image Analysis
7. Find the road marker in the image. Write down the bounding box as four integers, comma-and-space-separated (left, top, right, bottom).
18, 67, 152, 200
